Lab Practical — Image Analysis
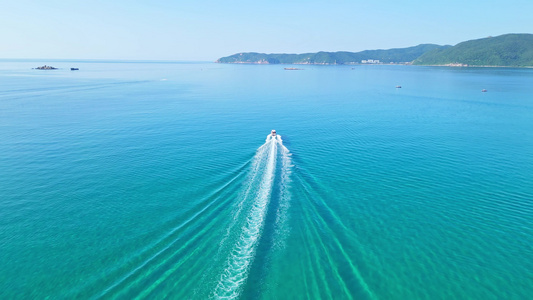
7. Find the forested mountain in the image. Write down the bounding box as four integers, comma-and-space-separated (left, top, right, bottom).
413, 34, 533, 67
217, 44, 448, 65
217, 34, 533, 67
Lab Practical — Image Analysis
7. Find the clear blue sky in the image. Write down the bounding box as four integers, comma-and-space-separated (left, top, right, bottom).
1, 0, 531, 61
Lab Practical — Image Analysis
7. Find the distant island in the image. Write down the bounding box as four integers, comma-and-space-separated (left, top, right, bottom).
34, 65, 58, 70
217, 34, 533, 67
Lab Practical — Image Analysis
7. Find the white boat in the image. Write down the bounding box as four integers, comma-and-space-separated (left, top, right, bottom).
271, 129, 276, 137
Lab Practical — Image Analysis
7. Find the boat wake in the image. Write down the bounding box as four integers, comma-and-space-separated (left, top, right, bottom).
214, 134, 292, 299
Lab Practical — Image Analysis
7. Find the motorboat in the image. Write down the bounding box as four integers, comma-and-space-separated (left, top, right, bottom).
271, 130, 276, 137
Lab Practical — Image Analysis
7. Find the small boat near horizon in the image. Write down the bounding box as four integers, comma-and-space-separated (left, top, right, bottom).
71, 68, 79, 71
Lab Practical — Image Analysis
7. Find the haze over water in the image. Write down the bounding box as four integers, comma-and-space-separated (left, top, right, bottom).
1, 60, 532, 299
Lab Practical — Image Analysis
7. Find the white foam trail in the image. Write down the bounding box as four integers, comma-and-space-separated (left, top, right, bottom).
223, 142, 270, 234
194, 143, 271, 297
214, 137, 278, 299
274, 137, 292, 246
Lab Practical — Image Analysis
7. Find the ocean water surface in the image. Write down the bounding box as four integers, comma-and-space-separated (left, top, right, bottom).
0, 60, 532, 299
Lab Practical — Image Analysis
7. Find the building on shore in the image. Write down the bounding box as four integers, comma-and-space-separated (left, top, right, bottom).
361, 59, 380, 64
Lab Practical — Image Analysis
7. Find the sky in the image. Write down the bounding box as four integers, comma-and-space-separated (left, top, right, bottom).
1, 0, 532, 61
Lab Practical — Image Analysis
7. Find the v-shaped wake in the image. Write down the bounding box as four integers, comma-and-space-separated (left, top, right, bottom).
214, 134, 291, 299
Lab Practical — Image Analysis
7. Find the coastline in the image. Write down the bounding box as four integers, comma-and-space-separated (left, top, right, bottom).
215, 61, 533, 68
416, 64, 533, 68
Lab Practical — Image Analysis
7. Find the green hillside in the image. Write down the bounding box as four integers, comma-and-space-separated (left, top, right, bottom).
413, 34, 533, 67
217, 44, 447, 65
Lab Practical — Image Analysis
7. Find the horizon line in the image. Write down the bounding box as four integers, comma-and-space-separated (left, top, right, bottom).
0, 58, 215, 63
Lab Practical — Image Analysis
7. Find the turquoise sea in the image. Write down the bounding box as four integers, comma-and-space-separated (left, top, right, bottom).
0, 60, 532, 299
